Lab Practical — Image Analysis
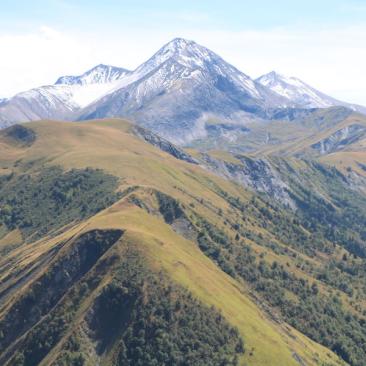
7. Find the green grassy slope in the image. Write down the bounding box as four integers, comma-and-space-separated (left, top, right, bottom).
0, 119, 352, 366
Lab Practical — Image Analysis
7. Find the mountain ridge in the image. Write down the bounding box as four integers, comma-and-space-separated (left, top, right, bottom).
257, 70, 366, 113
55, 64, 130, 86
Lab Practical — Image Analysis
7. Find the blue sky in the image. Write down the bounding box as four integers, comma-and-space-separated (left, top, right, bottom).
2, 0, 366, 31
1, 0, 366, 103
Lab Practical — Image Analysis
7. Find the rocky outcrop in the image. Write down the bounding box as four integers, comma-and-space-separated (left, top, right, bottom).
199, 153, 295, 208
311, 124, 366, 154
132, 125, 198, 164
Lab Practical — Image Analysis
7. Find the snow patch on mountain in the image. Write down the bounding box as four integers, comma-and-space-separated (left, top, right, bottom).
0, 64, 132, 125
17, 86, 78, 110
55, 64, 130, 86
15, 83, 121, 110
256, 71, 335, 108
51, 64, 131, 108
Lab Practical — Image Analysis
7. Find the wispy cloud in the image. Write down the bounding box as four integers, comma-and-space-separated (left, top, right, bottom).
0, 27, 93, 97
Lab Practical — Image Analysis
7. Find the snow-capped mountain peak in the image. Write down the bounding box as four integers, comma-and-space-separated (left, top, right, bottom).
38, 64, 132, 109
157, 37, 214, 66
256, 71, 336, 108
133, 38, 224, 78
55, 64, 130, 86
77, 39, 295, 144
257, 71, 316, 92
256, 71, 366, 113
0, 64, 133, 123
257, 71, 289, 87
99, 37, 264, 105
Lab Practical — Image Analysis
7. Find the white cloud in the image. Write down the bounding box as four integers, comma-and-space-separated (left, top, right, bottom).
0, 27, 93, 97
0, 25, 365, 105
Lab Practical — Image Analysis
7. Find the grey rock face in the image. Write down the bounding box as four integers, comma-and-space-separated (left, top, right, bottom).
198, 151, 366, 211
311, 124, 366, 154
132, 125, 198, 164
199, 153, 295, 208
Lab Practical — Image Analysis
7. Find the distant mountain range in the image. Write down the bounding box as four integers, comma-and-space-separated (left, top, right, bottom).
0, 38, 365, 143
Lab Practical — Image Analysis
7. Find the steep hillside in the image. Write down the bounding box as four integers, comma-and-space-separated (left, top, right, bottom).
1, 119, 366, 365
197, 150, 366, 254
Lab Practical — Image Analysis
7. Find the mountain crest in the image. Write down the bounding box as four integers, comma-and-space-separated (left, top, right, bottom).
257, 71, 298, 86
133, 37, 217, 78
165, 37, 196, 51
55, 64, 130, 86
256, 71, 337, 108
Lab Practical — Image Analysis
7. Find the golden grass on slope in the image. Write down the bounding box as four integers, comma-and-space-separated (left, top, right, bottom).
0, 229, 22, 249
206, 150, 243, 164
320, 151, 366, 176
0, 119, 255, 222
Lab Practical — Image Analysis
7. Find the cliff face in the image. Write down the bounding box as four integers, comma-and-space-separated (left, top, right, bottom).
199, 153, 295, 208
